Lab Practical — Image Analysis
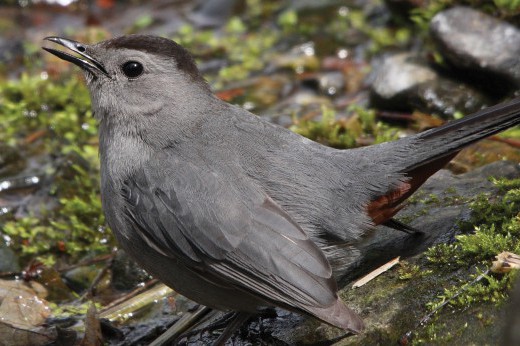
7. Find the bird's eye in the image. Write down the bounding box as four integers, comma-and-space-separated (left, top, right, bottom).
121, 61, 143, 78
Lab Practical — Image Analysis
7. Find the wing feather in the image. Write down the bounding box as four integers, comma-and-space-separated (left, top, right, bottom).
121, 153, 339, 311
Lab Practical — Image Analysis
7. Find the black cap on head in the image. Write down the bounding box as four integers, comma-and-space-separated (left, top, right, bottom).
102, 35, 204, 83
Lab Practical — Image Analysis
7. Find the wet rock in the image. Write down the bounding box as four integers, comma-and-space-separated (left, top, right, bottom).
383, 0, 420, 18
412, 77, 489, 119
288, 0, 351, 13
0, 143, 25, 178
503, 276, 520, 346
0, 242, 19, 273
370, 53, 437, 110
188, 0, 240, 28
115, 315, 179, 346
370, 53, 489, 117
0, 36, 24, 64
430, 7, 520, 92
111, 250, 151, 291
63, 264, 106, 293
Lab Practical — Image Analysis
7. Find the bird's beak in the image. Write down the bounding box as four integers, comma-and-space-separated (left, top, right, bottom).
42, 36, 110, 78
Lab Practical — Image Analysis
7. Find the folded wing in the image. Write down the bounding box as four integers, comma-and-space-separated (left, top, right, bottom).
121, 152, 363, 333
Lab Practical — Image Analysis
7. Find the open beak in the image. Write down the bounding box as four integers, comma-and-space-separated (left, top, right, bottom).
42, 37, 110, 78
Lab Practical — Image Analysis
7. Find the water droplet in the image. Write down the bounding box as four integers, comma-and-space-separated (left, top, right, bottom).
301, 42, 315, 56
327, 86, 337, 95
338, 6, 349, 17
338, 49, 349, 59
3, 234, 12, 246
0, 180, 12, 192
242, 101, 255, 111
27, 176, 40, 184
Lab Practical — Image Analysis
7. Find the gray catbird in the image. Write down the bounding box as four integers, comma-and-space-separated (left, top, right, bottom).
43, 35, 520, 338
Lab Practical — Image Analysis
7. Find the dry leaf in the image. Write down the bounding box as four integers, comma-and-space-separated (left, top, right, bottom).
0, 279, 54, 346
491, 252, 520, 273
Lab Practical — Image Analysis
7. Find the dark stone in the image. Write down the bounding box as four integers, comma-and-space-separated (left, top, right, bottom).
0, 143, 25, 178
412, 77, 490, 119
0, 242, 20, 272
188, 0, 240, 28
502, 276, 520, 346
370, 53, 489, 118
0, 36, 24, 64
111, 250, 152, 291
430, 7, 520, 93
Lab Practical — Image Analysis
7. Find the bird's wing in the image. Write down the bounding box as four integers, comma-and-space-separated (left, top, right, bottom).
121, 152, 338, 310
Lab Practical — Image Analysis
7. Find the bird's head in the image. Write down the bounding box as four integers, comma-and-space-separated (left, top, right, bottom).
43, 35, 214, 138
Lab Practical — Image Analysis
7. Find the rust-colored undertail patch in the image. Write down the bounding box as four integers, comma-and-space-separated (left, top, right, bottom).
367, 153, 458, 225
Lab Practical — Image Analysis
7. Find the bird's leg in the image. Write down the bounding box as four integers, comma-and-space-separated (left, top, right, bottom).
214, 312, 252, 346
150, 305, 211, 345
174, 310, 252, 345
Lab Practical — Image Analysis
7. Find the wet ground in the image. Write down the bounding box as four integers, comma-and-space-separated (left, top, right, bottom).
1, 0, 519, 345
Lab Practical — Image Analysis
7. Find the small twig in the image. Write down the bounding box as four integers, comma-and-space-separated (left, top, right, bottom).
80, 254, 116, 301
57, 253, 115, 273
98, 282, 173, 322
99, 278, 158, 312
352, 257, 400, 288
0, 270, 19, 279
487, 135, 520, 148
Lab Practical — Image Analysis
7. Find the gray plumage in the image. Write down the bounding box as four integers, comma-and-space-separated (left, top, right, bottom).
43, 34, 520, 334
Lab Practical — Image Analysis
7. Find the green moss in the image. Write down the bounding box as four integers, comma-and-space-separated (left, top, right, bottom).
417, 176, 520, 343
427, 178, 520, 266
173, 20, 279, 88
0, 73, 94, 148
427, 270, 514, 311
491, 176, 520, 191
2, 159, 111, 265
343, 9, 411, 54
290, 104, 400, 149
290, 105, 356, 148
398, 263, 433, 280
49, 300, 102, 319
493, 0, 520, 11
278, 9, 298, 32
127, 14, 154, 34
0, 73, 112, 266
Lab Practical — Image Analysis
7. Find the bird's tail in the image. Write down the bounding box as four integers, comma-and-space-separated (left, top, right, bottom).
403, 96, 520, 172
364, 96, 520, 225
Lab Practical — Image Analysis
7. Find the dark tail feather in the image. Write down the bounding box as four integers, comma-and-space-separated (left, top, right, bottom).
372, 96, 520, 215
384, 218, 423, 234
404, 96, 520, 172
